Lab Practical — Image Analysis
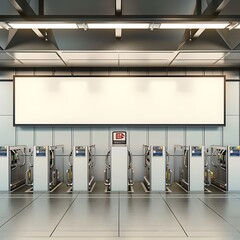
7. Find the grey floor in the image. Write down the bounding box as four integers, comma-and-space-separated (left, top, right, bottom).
1, 183, 240, 240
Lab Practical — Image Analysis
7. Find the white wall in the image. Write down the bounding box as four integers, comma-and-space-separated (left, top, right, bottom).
0, 67, 239, 182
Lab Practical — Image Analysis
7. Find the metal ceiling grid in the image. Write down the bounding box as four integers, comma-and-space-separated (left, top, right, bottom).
0, 0, 239, 67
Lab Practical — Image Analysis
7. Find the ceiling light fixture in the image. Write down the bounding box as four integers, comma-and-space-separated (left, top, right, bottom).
84, 23, 150, 29
115, 28, 122, 39
8, 22, 78, 29
160, 22, 229, 29
3, 21, 237, 31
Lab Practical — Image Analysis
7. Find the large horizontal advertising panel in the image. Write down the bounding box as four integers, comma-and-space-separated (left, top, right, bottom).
14, 76, 225, 125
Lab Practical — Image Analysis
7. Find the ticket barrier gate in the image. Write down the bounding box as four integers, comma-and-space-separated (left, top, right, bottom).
66, 145, 95, 191
26, 145, 63, 192
175, 145, 205, 192
0, 145, 27, 191
143, 145, 172, 191
210, 146, 240, 191
104, 146, 134, 191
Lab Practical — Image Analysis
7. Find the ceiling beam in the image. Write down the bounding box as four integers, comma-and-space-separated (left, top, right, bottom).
191, 0, 231, 39
5, 0, 36, 49
6, 29, 18, 47
32, 28, 45, 39
0, 15, 239, 22
9, 0, 36, 16
39, 0, 44, 15
7, 0, 57, 48
192, 28, 205, 39
177, 1, 231, 49
9, 0, 44, 39
196, 0, 202, 15
115, 0, 122, 15
203, 0, 231, 16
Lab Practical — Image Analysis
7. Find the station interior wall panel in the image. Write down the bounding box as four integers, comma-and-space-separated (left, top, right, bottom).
0, 67, 239, 182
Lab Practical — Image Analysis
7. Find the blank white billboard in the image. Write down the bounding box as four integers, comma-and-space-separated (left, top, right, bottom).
14, 76, 225, 125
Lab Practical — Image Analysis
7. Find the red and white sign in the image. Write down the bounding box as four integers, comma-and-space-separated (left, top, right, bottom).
112, 131, 127, 144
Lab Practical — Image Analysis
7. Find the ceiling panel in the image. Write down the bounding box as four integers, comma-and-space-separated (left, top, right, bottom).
215, 60, 240, 66
223, 52, 240, 60
0, 52, 14, 60
171, 59, 217, 66
176, 52, 227, 60
119, 52, 177, 60
59, 52, 118, 60
66, 59, 118, 67
0, 60, 21, 66
7, 52, 60, 60
20, 60, 64, 66
120, 59, 170, 67
0, 50, 240, 67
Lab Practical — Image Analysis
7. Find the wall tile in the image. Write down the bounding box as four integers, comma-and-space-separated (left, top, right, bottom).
129, 127, 147, 155
205, 127, 223, 146
149, 127, 166, 146
35, 127, 53, 146
92, 127, 109, 155
16, 127, 34, 149
0, 116, 15, 145
186, 127, 204, 146
73, 127, 91, 146
223, 116, 239, 146
226, 82, 239, 116
0, 82, 13, 115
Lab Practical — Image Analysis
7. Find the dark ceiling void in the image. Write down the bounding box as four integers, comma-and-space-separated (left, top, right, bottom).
44, 0, 115, 15
179, 0, 232, 50
5, 30, 58, 50
52, 29, 186, 51
179, 30, 231, 51
122, 0, 196, 15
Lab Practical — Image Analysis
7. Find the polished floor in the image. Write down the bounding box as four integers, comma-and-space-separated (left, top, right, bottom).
1, 183, 240, 240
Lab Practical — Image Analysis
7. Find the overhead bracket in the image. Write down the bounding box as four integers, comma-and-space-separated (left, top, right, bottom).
115, 0, 122, 15
9, 0, 36, 16
115, 28, 122, 39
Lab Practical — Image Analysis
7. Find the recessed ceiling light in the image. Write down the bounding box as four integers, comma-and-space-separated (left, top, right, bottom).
84, 23, 150, 29
160, 22, 229, 29
8, 22, 78, 29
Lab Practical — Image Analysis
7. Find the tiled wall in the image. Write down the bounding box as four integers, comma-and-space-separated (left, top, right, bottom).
0, 67, 239, 182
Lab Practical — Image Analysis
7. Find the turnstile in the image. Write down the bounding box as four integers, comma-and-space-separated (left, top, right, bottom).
66, 145, 95, 191
210, 146, 240, 191
26, 145, 63, 192
0, 145, 26, 191
175, 145, 205, 192
143, 145, 169, 191
104, 146, 134, 191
